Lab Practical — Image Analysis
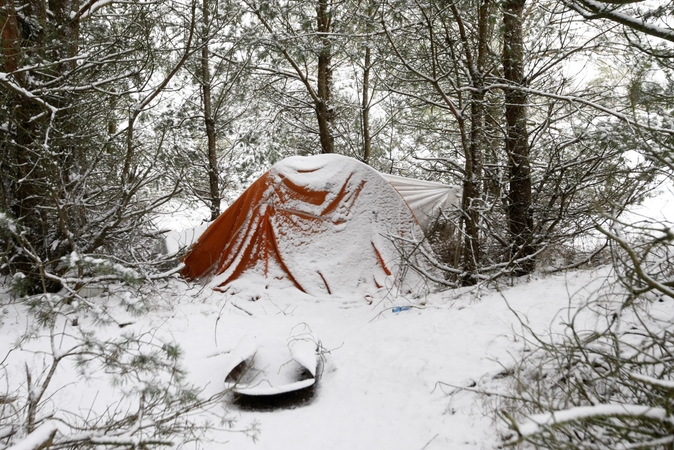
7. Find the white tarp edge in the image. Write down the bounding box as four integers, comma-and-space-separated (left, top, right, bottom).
380, 173, 462, 229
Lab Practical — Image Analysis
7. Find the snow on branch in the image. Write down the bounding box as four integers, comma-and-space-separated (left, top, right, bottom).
509, 404, 674, 443
486, 82, 674, 137
6, 422, 58, 450
629, 373, 674, 391
562, 0, 674, 43
0, 73, 58, 115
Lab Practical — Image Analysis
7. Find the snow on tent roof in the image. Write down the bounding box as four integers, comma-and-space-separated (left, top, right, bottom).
181, 154, 434, 296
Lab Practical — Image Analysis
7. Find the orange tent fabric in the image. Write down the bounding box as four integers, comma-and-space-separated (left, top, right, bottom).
181, 154, 429, 296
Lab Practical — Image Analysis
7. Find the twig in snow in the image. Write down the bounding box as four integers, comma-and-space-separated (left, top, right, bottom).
432, 380, 519, 400
231, 301, 253, 316
419, 433, 439, 450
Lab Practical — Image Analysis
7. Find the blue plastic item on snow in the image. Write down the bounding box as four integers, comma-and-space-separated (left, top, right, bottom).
392, 306, 412, 313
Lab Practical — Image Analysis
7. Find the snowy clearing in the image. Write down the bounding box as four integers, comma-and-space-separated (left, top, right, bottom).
0, 267, 620, 449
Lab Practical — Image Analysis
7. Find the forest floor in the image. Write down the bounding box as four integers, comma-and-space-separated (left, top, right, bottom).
1, 264, 618, 449
179, 268, 612, 450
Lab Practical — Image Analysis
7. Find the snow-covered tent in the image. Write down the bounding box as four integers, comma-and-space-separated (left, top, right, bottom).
181, 154, 443, 296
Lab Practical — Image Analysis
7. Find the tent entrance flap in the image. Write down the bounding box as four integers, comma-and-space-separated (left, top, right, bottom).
380, 173, 461, 229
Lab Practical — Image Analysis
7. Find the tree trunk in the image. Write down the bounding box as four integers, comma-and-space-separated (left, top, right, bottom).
450, 1, 490, 285
460, 89, 485, 285
202, 0, 220, 220
52, 0, 80, 74
316, 0, 334, 154
362, 45, 371, 163
503, 0, 535, 275
0, 0, 21, 75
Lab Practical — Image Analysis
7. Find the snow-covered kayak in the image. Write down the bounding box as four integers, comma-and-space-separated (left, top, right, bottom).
223, 327, 321, 397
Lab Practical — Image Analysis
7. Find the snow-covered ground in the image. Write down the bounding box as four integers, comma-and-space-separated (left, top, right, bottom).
0, 267, 616, 449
